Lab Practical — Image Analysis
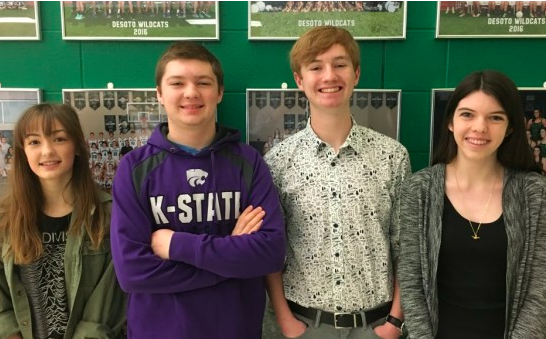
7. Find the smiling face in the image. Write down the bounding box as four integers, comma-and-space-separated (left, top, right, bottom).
449, 90, 510, 163
24, 119, 76, 186
294, 44, 359, 114
157, 58, 223, 134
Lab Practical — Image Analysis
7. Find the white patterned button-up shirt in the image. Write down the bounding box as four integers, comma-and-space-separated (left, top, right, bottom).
264, 119, 411, 312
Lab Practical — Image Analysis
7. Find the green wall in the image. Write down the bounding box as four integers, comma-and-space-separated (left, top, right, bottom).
2, 1, 546, 171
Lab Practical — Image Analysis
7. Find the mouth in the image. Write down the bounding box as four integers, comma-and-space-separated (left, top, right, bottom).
181, 103, 204, 109
40, 160, 61, 166
466, 137, 489, 145
319, 86, 342, 93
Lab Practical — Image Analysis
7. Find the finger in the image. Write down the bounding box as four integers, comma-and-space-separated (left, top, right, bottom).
247, 220, 263, 234
239, 211, 265, 234
235, 207, 262, 229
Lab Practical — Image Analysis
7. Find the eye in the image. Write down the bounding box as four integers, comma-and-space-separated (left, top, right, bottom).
335, 63, 347, 68
27, 139, 39, 146
459, 112, 473, 118
490, 115, 506, 121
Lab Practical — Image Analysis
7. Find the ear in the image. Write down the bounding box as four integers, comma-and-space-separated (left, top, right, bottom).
156, 86, 163, 105
217, 86, 224, 104
448, 121, 454, 132
294, 72, 304, 91
354, 66, 361, 85
505, 127, 513, 137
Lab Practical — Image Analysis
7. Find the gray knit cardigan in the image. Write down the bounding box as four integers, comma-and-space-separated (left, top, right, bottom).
397, 164, 546, 339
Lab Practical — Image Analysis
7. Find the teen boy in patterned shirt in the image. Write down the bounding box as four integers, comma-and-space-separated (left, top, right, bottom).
264, 26, 411, 339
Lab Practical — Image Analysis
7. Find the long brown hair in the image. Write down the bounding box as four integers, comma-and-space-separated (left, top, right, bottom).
0, 104, 109, 264
432, 70, 539, 173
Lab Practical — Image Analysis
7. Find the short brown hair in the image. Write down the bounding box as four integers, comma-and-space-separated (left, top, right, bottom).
155, 42, 224, 91
290, 26, 360, 76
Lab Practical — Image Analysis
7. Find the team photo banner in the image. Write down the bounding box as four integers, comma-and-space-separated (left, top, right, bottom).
61, 1, 218, 40
437, 1, 546, 38
248, 1, 406, 40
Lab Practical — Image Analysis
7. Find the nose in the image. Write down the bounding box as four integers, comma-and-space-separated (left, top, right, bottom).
473, 117, 488, 133
323, 65, 338, 81
184, 82, 199, 98
41, 139, 55, 155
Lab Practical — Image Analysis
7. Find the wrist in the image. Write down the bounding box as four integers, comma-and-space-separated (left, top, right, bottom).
385, 314, 404, 335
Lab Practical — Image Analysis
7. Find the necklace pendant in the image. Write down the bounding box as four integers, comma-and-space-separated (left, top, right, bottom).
472, 235, 480, 240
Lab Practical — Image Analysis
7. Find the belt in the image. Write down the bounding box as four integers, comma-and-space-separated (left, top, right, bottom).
287, 300, 392, 329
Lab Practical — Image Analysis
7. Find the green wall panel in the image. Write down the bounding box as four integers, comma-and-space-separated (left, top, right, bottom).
81, 41, 165, 88
385, 30, 447, 90
399, 91, 431, 154
447, 38, 546, 87
218, 92, 246, 135
1, 1, 545, 172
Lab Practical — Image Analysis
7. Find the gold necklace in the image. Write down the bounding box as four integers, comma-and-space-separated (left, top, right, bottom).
453, 168, 499, 240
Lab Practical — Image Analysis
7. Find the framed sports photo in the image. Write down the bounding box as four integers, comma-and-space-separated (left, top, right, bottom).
63, 88, 167, 191
247, 88, 401, 156
0, 88, 41, 129
248, 1, 406, 40
60, 1, 219, 40
0, 1, 40, 40
430, 88, 546, 173
436, 1, 546, 38
0, 88, 41, 195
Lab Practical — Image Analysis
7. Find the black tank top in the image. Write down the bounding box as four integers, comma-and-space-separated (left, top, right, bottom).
436, 195, 507, 339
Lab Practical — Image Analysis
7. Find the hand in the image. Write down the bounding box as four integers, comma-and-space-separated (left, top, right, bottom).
231, 205, 265, 236
278, 314, 307, 338
151, 228, 175, 259
374, 322, 402, 339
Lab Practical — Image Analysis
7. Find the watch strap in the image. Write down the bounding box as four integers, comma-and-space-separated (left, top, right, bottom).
386, 314, 404, 332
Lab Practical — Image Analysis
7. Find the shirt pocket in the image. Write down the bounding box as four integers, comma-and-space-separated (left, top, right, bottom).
79, 237, 111, 290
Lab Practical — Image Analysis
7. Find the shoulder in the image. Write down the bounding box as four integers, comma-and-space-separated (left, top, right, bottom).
404, 165, 444, 190
353, 125, 408, 154
117, 143, 165, 172
218, 141, 266, 168
263, 130, 308, 170
506, 170, 546, 194
97, 189, 112, 205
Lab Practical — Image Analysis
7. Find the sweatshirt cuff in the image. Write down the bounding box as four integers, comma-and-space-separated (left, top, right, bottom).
169, 231, 198, 264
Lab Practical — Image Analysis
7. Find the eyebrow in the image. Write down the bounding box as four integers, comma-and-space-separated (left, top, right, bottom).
456, 107, 506, 114
310, 55, 350, 64
25, 129, 66, 138
165, 75, 215, 81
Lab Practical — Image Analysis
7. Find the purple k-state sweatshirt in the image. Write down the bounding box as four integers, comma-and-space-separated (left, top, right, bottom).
111, 123, 286, 339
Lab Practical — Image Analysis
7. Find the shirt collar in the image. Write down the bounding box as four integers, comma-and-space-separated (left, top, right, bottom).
303, 116, 364, 155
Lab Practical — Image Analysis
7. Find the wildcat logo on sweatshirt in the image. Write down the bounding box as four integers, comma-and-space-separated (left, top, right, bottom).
186, 169, 208, 187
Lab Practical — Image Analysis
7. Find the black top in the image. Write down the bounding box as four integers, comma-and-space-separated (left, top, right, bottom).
19, 213, 71, 339
436, 196, 507, 339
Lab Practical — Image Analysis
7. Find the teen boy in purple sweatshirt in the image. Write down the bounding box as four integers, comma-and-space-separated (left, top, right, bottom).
110, 42, 286, 339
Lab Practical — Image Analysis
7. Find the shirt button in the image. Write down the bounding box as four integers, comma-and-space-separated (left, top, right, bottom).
17, 290, 23, 297
22, 321, 28, 326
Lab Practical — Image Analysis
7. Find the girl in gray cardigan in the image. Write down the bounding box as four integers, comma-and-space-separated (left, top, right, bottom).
398, 70, 546, 338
